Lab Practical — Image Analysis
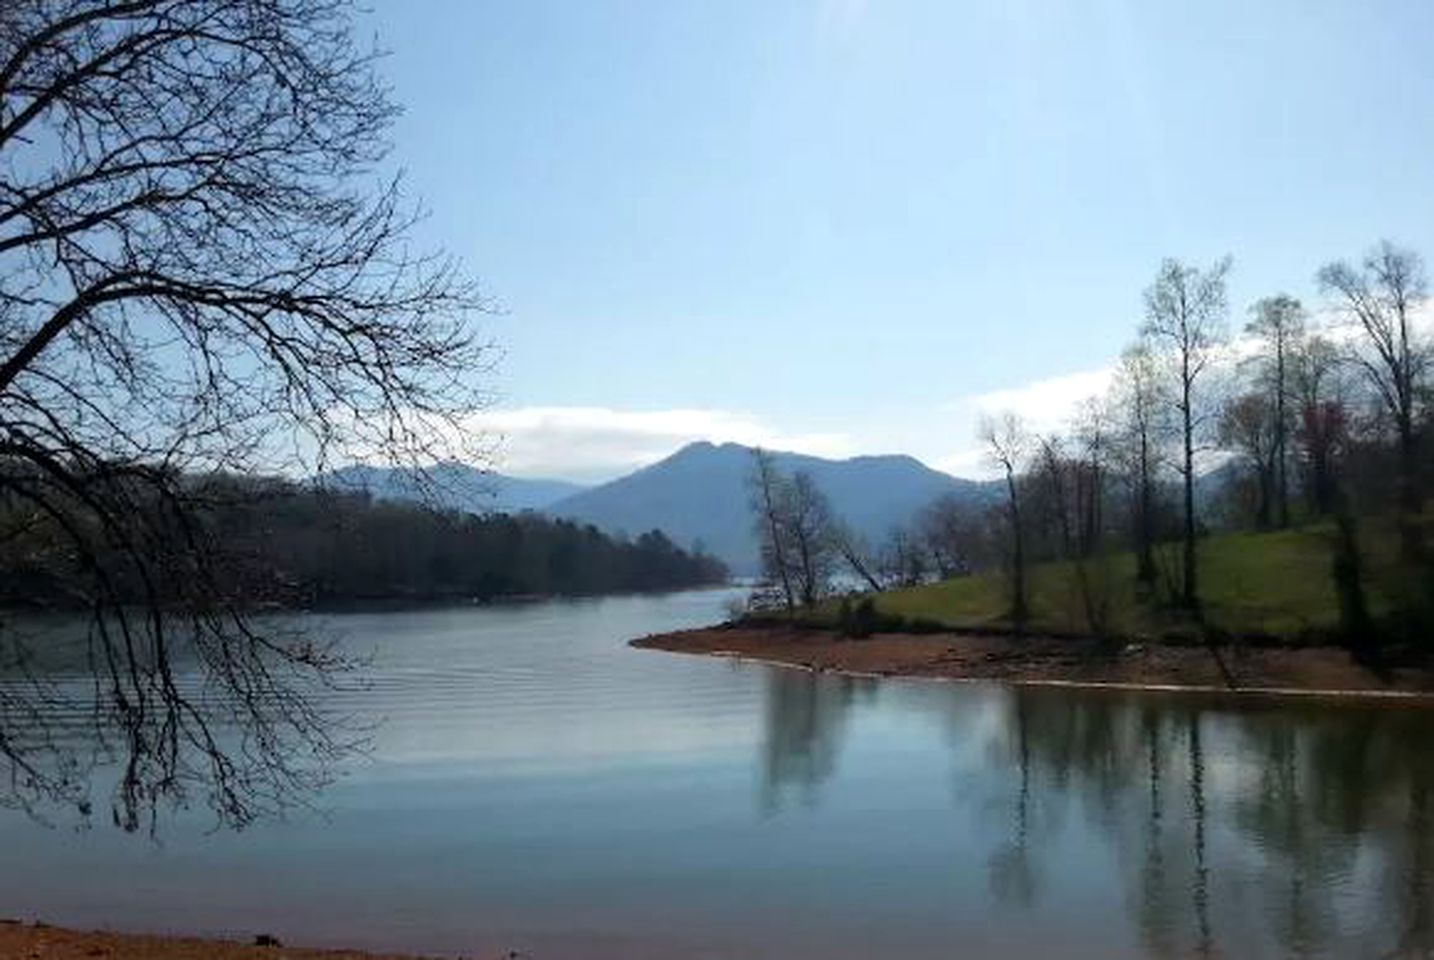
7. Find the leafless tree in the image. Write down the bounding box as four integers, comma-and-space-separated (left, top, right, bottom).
0, 0, 492, 829
1033, 435, 1076, 558
876, 524, 927, 589
1290, 334, 1348, 515
1246, 295, 1305, 528
1111, 340, 1167, 586
748, 448, 796, 613
1292, 334, 1347, 416
783, 470, 839, 607
832, 525, 883, 593
917, 492, 985, 578
1072, 397, 1112, 557
1317, 241, 1429, 558
981, 411, 1031, 625
1142, 256, 1231, 610
1219, 392, 1279, 529
1034, 432, 1108, 633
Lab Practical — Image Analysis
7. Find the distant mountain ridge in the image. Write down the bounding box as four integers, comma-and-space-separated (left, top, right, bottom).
318, 444, 1000, 574
548, 442, 999, 573
320, 462, 585, 514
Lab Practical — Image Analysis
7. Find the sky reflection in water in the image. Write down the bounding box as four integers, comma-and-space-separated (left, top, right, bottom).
1, 589, 1431, 960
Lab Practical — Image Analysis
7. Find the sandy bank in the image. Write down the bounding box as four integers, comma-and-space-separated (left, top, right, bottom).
632, 623, 1434, 701
0, 922, 452, 960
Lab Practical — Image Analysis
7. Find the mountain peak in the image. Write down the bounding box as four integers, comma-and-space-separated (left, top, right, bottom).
671, 439, 719, 456
549, 444, 998, 573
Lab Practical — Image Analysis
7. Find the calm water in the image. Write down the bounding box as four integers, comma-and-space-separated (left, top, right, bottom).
3, 588, 1434, 959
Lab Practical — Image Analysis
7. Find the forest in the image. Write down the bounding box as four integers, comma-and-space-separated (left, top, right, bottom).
0, 475, 729, 609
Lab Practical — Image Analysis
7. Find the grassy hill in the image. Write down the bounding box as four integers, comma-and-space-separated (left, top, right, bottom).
818, 523, 1416, 644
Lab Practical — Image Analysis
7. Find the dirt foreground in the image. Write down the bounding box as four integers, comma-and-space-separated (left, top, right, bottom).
0, 923, 447, 960
632, 623, 1434, 699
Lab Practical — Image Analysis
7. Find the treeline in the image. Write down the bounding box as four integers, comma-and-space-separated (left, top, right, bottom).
748, 239, 1433, 653
0, 475, 728, 608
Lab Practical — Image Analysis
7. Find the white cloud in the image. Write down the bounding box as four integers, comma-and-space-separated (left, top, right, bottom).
940, 367, 1118, 439
475, 406, 856, 482
931, 447, 988, 479
965, 367, 1115, 434
927, 367, 1115, 479
457, 302, 1434, 485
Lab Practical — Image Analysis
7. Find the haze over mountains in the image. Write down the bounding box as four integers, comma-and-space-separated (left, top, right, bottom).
325, 443, 999, 574
323, 442, 1260, 575
549, 442, 996, 573
322, 462, 585, 515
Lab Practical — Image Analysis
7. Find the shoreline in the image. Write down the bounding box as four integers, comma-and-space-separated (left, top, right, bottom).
632, 623, 1434, 703
3, 581, 736, 618
0, 922, 438, 960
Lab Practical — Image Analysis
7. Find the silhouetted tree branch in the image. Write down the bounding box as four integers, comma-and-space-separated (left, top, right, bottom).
0, 0, 493, 830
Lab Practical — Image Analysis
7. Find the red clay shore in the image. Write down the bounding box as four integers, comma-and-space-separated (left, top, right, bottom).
632, 623, 1434, 699
0, 923, 449, 960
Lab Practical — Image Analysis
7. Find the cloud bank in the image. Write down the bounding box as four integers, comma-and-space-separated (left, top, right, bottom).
479, 406, 855, 482
479, 367, 1122, 483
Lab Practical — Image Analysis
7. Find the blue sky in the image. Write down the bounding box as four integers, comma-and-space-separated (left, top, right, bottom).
364, 0, 1434, 482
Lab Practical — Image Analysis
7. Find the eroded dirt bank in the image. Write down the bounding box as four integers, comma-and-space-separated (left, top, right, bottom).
0, 923, 445, 960
632, 623, 1434, 700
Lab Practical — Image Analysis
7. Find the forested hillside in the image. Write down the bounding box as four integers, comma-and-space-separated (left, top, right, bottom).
0, 476, 727, 608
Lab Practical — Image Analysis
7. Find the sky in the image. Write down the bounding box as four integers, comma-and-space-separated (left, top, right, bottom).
362, 0, 1434, 483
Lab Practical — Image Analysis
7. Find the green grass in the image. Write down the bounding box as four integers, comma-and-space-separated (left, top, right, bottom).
815, 521, 1413, 643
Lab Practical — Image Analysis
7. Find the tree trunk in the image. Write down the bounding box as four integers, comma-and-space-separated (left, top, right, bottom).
838, 538, 883, 592
1182, 368, 1199, 611
1006, 467, 1028, 626
1397, 414, 1425, 563
756, 456, 795, 613
1256, 463, 1273, 531
1137, 433, 1156, 586
1275, 340, 1290, 528
796, 529, 815, 608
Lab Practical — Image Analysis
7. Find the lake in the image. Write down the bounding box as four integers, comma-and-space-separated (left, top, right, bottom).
2, 587, 1433, 959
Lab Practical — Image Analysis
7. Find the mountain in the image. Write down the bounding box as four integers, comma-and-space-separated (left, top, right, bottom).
320, 462, 586, 514
548, 442, 998, 573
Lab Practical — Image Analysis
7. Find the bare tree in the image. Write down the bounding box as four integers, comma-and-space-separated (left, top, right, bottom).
918, 492, 985, 578
1073, 396, 1112, 557
1246, 295, 1305, 528
1290, 335, 1348, 515
0, 1, 492, 829
1292, 334, 1347, 416
1219, 392, 1279, 529
981, 412, 1031, 625
877, 524, 927, 589
1142, 257, 1231, 610
748, 447, 796, 613
1033, 435, 1075, 557
1317, 241, 1429, 559
1034, 432, 1109, 633
783, 470, 839, 607
832, 525, 883, 593
1111, 340, 1167, 586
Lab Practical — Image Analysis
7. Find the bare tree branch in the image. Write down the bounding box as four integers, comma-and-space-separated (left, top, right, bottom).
0, 0, 493, 830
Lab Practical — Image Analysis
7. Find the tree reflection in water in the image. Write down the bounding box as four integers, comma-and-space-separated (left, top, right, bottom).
983, 688, 1434, 959
751, 671, 1434, 958
757, 668, 875, 813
